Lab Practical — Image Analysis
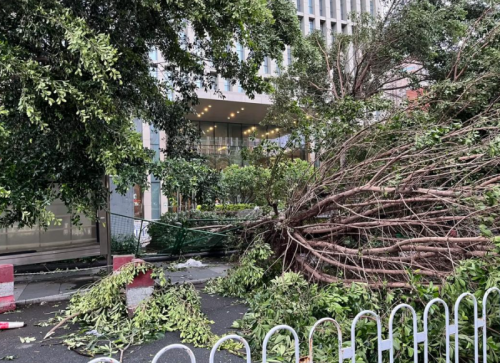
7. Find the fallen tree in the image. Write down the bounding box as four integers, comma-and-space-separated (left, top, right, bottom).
205, 0, 500, 288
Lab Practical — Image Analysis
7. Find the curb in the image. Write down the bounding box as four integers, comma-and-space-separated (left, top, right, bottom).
15, 278, 212, 306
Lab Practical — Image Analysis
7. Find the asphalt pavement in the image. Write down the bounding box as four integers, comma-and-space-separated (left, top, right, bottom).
0, 290, 247, 363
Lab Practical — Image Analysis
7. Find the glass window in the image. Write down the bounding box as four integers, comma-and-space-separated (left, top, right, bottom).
297, 0, 302, 11
340, 0, 345, 19
229, 123, 242, 147
330, 0, 335, 17
236, 42, 244, 61
214, 122, 228, 147
351, 0, 356, 13
309, 0, 313, 13
149, 48, 157, 61
224, 79, 231, 91
200, 122, 214, 145
309, 19, 315, 33
321, 22, 326, 37
263, 57, 270, 74
196, 79, 202, 88
150, 126, 160, 162
151, 182, 161, 220
287, 47, 292, 66
320, 0, 324, 15
133, 184, 143, 218
370, 0, 374, 15
238, 83, 244, 93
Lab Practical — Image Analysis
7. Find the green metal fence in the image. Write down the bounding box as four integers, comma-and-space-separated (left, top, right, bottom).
109, 212, 240, 256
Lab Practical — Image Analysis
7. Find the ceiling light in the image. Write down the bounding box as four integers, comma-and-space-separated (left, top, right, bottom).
241, 107, 245, 110
227, 117, 230, 119
230, 113, 235, 117
201, 112, 204, 115
209, 127, 213, 130
252, 126, 256, 130
204, 108, 208, 112
214, 126, 217, 128
208, 105, 212, 108
197, 115, 201, 117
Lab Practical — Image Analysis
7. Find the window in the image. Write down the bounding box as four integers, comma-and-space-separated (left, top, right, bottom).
340, 0, 345, 19
351, 0, 356, 13
287, 47, 292, 66
150, 125, 161, 220
319, 0, 324, 16
149, 48, 158, 62
308, 0, 313, 13
224, 79, 231, 91
236, 42, 244, 61
330, 0, 335, 17
297, 0, 302, 11
331, 22, 337, 42
320, 22, 326, 37
150, 126, 160, 162
370, 0, 374, 15
263, 57, 270, 73
309, 19, 315, 33
150, 182, 161, 220
238, 83, 243, 93
196, 79, 202, 89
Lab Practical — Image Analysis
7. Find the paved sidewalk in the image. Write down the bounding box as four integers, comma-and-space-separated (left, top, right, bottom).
14, 261, 232, 304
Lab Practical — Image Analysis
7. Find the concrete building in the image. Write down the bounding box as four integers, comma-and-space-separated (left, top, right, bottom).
117, 0, 379, 221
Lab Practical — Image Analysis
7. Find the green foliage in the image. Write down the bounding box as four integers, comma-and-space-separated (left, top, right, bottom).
214, 204, 256, 212
56, 262, 239, 356
147, 211, 238, 254
205, 239, 275, 298
110, 234, 140, 256
152, 158, 222, 208
208, 242, 500, 362
0, 0, 301, 228
219, 160, 313, 214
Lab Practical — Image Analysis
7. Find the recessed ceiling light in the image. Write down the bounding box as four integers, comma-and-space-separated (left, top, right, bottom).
208, 105, 212, 108
214, 126, 217, 128
197, 115, 201, 117
230, 113, 235, 117
237, 111, 240, 113
241, 107, 245, 110
201, 112, 204, 115
227, 117, 230, 119
204, 108, 208, 112
209, 127, 213, 130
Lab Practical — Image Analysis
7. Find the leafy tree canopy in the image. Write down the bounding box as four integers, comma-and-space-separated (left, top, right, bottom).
0, 0, 301, 227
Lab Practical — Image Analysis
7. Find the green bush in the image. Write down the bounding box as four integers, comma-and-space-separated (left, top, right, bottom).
207, 243, 500, 363
147, 211, 238, 254
111, 234, 139, 255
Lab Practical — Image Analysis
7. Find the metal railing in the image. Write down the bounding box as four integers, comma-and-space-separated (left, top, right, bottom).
87, 287, 500, 363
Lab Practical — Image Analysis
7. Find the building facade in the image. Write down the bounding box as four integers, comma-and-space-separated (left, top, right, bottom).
117, 0, 378, 221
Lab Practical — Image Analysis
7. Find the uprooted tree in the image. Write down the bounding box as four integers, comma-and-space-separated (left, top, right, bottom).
218, 0, 500, 288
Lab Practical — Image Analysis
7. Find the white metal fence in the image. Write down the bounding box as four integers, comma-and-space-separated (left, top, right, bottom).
87, 287, 500, 363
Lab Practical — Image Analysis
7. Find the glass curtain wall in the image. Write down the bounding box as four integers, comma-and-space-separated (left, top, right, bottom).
195, 121, 304, 168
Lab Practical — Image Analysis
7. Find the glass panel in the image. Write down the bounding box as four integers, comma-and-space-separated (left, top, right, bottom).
297, 0, 302, 11
151, 182, 161, 220
199, 122, 214, 146
309, 19, 314, 33
330, 0, 335, 17
150, 126, 160, 162
134, 184, 144, 218
229, 124, 242, 147
309, 0, 313, 13
214, 122, 228, 149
